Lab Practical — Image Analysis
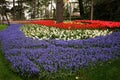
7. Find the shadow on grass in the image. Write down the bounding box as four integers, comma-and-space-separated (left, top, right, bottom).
76, 58, 120, 80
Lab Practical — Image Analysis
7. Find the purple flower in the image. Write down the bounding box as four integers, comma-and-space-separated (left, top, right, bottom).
0, 24, 120, 75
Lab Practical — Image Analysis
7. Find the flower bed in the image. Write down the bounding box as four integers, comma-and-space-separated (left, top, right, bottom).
0, 24, 120, 76
30, 20, 120, 29
21, 24, 112, 40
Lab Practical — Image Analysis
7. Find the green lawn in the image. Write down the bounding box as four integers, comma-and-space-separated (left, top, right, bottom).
0, 24, 120, 80
78, 58, 120, 80
0, 24, 7, 31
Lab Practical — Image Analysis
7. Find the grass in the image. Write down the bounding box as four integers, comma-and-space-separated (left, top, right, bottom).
0, 24, 120, 80
0, 24, 8, 31
77, 58, 120, 80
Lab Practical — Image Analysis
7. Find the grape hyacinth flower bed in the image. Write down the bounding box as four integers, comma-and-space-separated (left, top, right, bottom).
0, 23, 120, 77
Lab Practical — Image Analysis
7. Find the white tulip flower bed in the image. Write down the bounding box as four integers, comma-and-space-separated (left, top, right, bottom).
21, 24, 113, 40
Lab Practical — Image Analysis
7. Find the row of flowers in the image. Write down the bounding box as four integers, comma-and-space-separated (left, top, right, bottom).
0, 24, 120, 76
30, 20, 120, 29
21, 24, 113, 40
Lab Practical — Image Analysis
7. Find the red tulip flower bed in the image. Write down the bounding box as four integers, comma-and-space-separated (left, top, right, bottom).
30, 20, 120, 29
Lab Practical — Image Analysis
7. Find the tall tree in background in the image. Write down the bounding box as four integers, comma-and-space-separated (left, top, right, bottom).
0, 0, 10, 24
94, 0, 120, 21
13, 0, 15, 20
18, 0, 23, 20
90, 0, 93, 20
78, 0, 84, 18
25, 0, 50, 19
56, 0, 64, 23
11, 0, 25, 20
24, 0, 35, 19
32, 0, 36, 18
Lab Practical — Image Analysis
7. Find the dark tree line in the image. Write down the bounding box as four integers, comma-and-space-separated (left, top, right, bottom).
94, 0, 120, 21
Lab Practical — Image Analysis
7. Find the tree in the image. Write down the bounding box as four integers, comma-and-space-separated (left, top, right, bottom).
18, 0, 24, 20
94, 0, 120, 21
11, 0, 26, 20
0, 0, 10, 24
24, 0, 50, 19
78, 0, 84, 18
90, 0, 93, 20
13, 0, 15, 20
56, 0, 64, 23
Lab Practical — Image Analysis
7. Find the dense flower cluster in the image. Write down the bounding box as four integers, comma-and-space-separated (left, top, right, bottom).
0, 24, 40, 75
0, 24, 120, 75
21, 24, 112, 40
30, 20, 120, 29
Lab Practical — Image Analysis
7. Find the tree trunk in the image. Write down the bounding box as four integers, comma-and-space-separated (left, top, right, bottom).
20, 0, 23, 20
33, 0, 36, 19
51, 0, 52, 18
91, 0, 94, 20
13, 0, 15, 20
56, 0, 64, 23
17, 0, 21, 20
37, 0, 40, 18
78, 0, 84, 17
